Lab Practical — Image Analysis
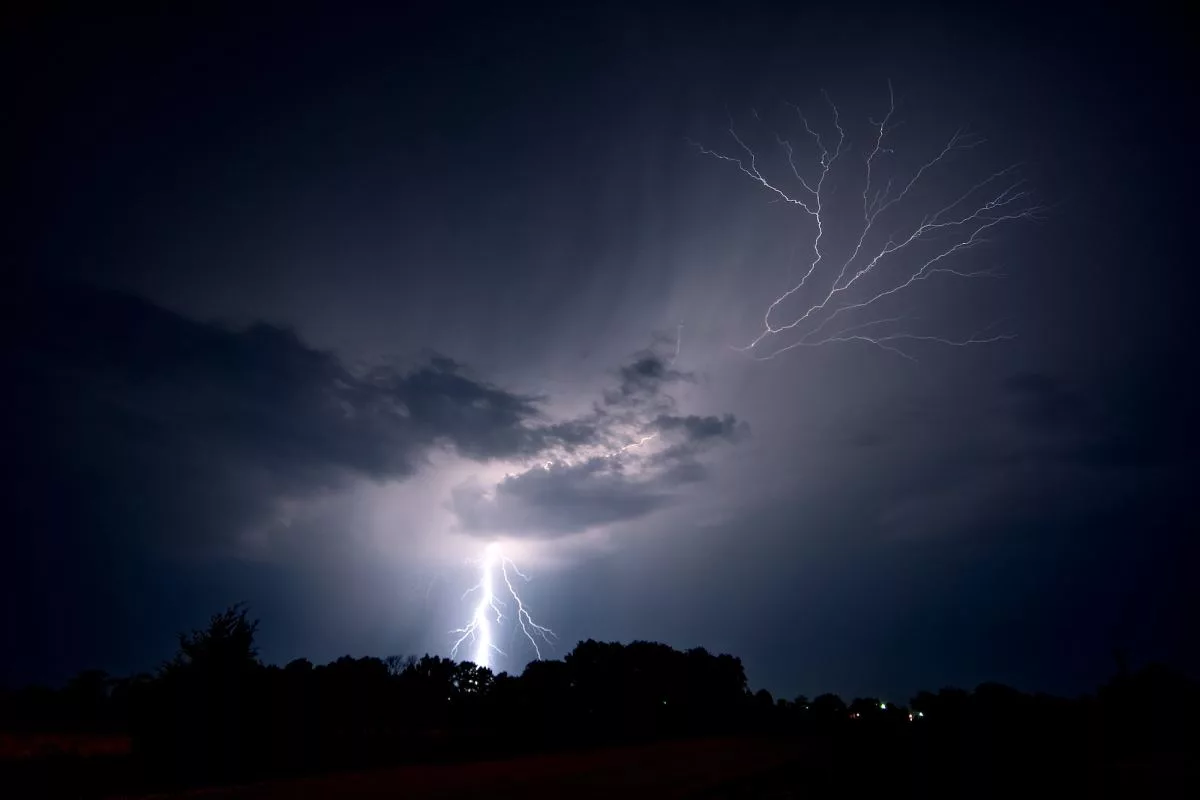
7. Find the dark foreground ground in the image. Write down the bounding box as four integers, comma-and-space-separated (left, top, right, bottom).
127, 736, 1195, 800
143, 738, 801, 799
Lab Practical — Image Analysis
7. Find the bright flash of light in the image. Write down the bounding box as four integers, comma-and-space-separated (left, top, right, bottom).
450, 542, 556, 670
691, 82, 1046, 361
541, 433, 659, 471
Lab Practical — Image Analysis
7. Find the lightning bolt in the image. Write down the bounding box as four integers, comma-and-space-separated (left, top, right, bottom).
615, 434, 658, 455
692, 82, 1046, 361
450, 542, 556, 670
497, 555, 556, 660
458, 428, 657, 667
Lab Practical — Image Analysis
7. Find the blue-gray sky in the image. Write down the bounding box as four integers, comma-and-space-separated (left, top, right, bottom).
3, 2, 1193, 702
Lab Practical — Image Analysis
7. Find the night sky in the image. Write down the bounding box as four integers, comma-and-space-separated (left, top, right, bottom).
3, 3, 1193, 702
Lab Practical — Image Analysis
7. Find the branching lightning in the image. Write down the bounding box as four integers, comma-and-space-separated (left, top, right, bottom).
692, 82, 1046, 361
455, 428, 661, 668
450, 542, 556, 670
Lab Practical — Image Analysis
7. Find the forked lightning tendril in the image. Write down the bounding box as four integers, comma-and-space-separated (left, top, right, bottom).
450, 542, 556, 670
692, 82, 1045, 361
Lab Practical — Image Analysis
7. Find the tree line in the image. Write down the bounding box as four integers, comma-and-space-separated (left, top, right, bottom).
1, 604, 1196, 795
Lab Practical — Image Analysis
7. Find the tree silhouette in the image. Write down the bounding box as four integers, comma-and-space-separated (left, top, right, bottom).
162, 603, 260, 677
136, 603, 264, 781
5, 604, 1197, 796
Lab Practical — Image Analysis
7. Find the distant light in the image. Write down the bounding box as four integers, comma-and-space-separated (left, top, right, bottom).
908, 713, 914, 722
918, 711, 925, 717
879, 702, 887, 710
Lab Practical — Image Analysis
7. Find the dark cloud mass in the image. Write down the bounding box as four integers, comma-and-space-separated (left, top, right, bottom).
4, 281, 747, 547
604, 353, 693, 408
4, 284, 581, 552
652, 413, 748, 444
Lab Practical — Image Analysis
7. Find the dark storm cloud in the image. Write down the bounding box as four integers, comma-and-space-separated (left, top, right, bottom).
602, 351, 693, 410
537, 420, 601, 449
651, 413, 748, 443
4, 283, 747, 551
364, 355, 547, 463
2, 283, 598, 553
645, 413, 750, 469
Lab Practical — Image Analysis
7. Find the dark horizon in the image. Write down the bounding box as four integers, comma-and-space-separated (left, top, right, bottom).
2, 2, 1194, 704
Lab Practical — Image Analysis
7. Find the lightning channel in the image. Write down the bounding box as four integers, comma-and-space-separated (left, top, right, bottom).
450, 542, 556, 671
693, 83, 1046, 361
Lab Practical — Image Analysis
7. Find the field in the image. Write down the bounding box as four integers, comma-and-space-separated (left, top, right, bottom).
0, 731, 131, 760
150, 738, 802, 799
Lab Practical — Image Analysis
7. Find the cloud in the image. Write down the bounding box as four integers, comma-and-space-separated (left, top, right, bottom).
3, 282, 748, 560
2, 283, 590, 554
651, 413, 748, 443
601, 350, 693, 414
450, 359, 748, 539
452, 458, 673, 536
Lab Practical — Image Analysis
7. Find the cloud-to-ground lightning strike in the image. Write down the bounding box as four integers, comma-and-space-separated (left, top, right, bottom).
450, 542, 556, 670
457, 427, 660, 668
693, 83, 1046, 361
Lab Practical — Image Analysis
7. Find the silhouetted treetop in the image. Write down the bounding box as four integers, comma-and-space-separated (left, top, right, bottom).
4, 605, 1196, 794
161, 603, 260, 677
